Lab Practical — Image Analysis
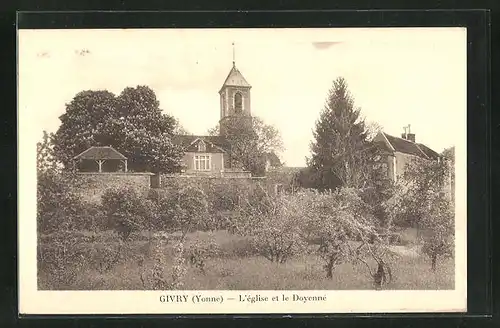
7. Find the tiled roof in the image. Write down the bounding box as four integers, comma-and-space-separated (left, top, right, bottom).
219, 65, 251, 91
383, 133, 430, 158
372, 139, 393, 154
73, 146, 127, 160
416, 143, 441, 160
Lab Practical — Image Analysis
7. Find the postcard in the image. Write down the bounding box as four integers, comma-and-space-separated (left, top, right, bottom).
18, 27, 467, 314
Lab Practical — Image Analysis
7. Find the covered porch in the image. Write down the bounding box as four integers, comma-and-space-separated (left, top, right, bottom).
73, 146, 128, 173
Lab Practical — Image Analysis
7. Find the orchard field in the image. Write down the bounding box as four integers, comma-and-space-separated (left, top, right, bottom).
38, 228, 454, 290
37, 151, 455, 291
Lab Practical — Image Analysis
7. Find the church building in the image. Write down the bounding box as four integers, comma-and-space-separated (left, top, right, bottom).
173, 56, 275, 177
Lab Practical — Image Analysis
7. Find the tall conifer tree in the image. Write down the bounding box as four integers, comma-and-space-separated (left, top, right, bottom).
308, 77, 371, 190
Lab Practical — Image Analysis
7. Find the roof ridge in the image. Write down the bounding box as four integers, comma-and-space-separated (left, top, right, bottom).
73, 147, 93, 159
384, 132, 414, 144
73, 145, 127, 160
380, 132, 396, 152
383, 132, 438, 159
412, 143, 430, 159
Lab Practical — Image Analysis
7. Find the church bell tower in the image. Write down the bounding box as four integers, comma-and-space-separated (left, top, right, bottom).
219, 43, 252, 136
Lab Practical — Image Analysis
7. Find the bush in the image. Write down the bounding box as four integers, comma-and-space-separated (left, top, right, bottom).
37, 234, 90, 289
217, 236, 259, 258
73, 200, 107, 232
151, 184, 209, 238
233, 187, 307, 263
37, 170, 84, 234
187, 238, 220, 274
101, 187, 157, 240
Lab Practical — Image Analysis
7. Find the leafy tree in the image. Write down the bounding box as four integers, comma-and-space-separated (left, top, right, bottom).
441, 146, 455, 163
441, 146, 455, 202
292, 167, 322, 190
386, 155, 454, 270
37, 170, 83, 234
37, 233, 90, 289
37, 131, 60, 174
173, 118, 192, 135
208, 116, 283, 176
37, 131, 83, 234
421, 193, 454, 271
233, 186, 307, 263
300, 188, 379, 279
388, 156, 451, 230
307, 77, 378, 190
101, 187, 156, 240
365, 121, 383, 141
153, 184, 209, 239
53, 90, 119, 168
52, 86, 184, 173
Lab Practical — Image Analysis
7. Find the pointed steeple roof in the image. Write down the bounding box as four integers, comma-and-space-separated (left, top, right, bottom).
219, 63, 251, 92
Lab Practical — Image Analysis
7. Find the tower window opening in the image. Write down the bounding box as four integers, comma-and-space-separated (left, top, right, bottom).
234, 92, 243, 114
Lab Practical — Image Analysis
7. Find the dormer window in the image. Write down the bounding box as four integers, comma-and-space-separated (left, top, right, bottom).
198, 140, 206, 152
234, 92, 243, 114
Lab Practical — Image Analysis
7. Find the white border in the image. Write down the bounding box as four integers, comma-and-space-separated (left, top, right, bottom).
18, 27, 467, 315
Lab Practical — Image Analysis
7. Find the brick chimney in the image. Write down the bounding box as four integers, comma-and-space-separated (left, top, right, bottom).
401, 124, 416, 142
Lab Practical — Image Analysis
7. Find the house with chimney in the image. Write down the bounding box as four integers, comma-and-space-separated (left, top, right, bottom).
373, 125, 453, 200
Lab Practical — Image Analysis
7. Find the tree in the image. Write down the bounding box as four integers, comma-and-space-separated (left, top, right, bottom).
53, 90, 119, 168
420, 192, 454, 271
208, 116, 283, 176
52, 86, 184, 173
37, 131, 84, 234
233, 186, 307, 263
307, 77, 377, 191
37, 130, 59, 174
389, 156, 451, 229
37, 168, 83, 234
441, 146, 455, 163
152, 184, 209, 239
441, 146, 455, 202
173, 118, 192, 135
386, 155, 455, 270
101, 186, 157, 241
300, 188, 377, 279
366, 121, 383, 141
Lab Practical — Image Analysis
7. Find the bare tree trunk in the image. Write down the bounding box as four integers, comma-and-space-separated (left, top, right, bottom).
431, 254, 437, 271
326, 256, 335, 279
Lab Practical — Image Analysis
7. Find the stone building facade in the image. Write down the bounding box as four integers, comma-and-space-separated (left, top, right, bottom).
373, 130, 453, 201
174, 60, 277, 177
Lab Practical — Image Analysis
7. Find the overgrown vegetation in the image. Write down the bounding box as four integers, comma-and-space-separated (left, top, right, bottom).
37, 173, 454, 290
36, 77, 455, 290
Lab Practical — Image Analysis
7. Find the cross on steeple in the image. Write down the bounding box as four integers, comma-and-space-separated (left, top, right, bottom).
232, 42, 236, 67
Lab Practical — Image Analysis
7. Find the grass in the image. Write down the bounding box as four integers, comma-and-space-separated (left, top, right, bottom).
38, 229, 454, 291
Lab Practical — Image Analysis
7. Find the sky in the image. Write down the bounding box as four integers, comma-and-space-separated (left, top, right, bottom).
18, 28, 467, 167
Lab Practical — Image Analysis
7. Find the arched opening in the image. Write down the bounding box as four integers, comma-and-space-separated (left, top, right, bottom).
234, 92, 243, 114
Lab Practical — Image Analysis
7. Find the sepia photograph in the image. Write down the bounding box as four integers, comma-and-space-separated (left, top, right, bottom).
18, 27, 467, 314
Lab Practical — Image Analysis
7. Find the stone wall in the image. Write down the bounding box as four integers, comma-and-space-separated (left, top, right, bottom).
74, 172, 154, 203
221, 170, 252, 178
72, 170, 281, 205
159, 174, 276, 196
